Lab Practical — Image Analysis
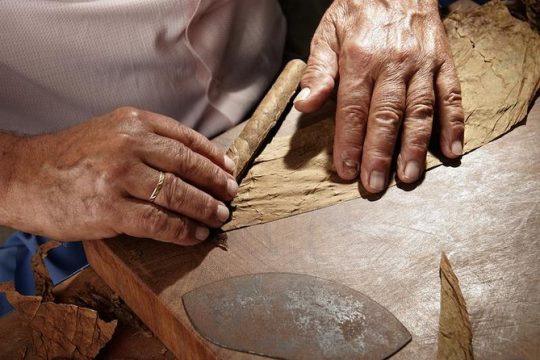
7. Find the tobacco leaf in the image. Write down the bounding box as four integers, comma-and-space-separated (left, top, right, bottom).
224, 1, 540, 230
32, 240, 61, 301
52, 266, 149, 333
0, 282, 117, 360
0, 311, 34, 359
437, 253, 474, 360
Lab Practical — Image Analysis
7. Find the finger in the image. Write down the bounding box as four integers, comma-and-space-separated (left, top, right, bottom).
435, 60, 465, 159
139, 134, 238, 201
125, 167, 230, 228
397, 70, 435, 183
139, 110, 236, 173
361, 75, 407, 193
333, 56, 374, 180
294, 16, 339, 113
123, 199, 208, 246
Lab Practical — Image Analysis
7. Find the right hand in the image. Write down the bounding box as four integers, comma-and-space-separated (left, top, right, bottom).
6, 107, 238, 245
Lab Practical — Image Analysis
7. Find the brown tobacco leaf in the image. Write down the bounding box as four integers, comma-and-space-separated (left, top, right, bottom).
0, 311, 34, 359
437, 253, 474, 360
32, 240, 61, 301
0, 282, 117, 360
223, 1, 540, 231
52, 266, 149, 334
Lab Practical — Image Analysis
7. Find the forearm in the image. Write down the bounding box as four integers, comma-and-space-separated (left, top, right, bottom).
0, 132, 27, 228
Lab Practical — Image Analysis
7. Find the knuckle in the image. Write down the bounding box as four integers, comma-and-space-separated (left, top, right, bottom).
181, 128, 196, 148
424, 54, 438, 68
448, 114, 465, 129
434, 56, 446, 70
200, 195, 215, 220
443, 105, 465, 128
342, 104, 370, 123
341, 41, 363, 56
404, 129, 431, 152
303, 69, 334, 91
103, 161, 130, 185
406, 141, 429, 154
214, 168, 230, 194
113, 132, 137, 151
179, 126, 204, 150
306, 58, 329, 76
341, 42, 373, 64
387, 49, 420, 76
371, 105, 403, 130
115, 107, 152, 131
204, 142, 220, 159
441, 89, 463, 109
142, 207, 168, 235
211, 164, 223, 182
174, 143, 187, 161
172, 219, 189, 240
163, 175, 187, 209
404, 118, 432, 139
179, 148, 200, 175
407, 101, 434, 120
115, 106, 140, 120
391, 48, 413, 64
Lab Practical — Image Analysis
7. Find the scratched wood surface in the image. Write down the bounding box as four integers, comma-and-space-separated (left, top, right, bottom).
85, 100, 540, 360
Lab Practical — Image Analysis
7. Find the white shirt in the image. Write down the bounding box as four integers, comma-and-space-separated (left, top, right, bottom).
0, 0, 286, 137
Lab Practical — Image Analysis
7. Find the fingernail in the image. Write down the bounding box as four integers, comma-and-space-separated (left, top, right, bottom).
227, 178, 239, 197
404, 161, 421, 180
195, 226, 209, 242
224, 155, 235, 172
294, 88, 311, 103
217, 204, 230, 222
369, 171, 386, 192
451, 141, 463, 156
342, 159, 359, 179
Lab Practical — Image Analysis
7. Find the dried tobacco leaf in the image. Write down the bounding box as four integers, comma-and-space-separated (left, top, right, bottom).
224, 1, 540, 230
31, 240, 61, 301
0, 282, 117, 360
437, 253, 474, 360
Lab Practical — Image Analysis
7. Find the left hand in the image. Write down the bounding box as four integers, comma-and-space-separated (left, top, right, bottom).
295, 0, 465, 193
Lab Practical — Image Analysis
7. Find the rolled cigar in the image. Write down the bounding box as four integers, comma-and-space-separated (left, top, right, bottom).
227, 59, 307, 180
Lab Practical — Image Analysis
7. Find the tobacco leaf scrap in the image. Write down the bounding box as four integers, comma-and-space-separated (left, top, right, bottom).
437, 253, 474, 360
224, 1, 540, 230
31, 240, 61, 302
0, 282, 117, 360
52, 266, 148, 332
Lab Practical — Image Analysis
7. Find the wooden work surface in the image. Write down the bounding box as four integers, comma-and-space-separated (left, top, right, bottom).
85, 100, 540, 360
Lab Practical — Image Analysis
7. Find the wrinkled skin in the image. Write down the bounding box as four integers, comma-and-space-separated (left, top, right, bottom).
295, 0, 465, 193
5, 107, 238, 245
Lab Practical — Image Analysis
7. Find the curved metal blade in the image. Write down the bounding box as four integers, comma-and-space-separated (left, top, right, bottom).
183, 273, 411, 359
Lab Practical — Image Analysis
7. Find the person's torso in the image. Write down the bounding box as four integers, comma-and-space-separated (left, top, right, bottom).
0, 0, 286, 137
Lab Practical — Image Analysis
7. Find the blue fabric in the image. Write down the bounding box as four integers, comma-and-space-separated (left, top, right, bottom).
0, 233, 88, 316
44, 242, 89, 286
439, 0, 457, 7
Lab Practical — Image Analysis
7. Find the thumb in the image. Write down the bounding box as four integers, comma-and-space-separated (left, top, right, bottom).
294, 23, 339, 113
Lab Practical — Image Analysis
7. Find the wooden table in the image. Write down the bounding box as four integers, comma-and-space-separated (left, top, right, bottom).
85, 100, 540, 360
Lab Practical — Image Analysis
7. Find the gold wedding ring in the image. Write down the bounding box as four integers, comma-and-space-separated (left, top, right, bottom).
149, 171, 165, 203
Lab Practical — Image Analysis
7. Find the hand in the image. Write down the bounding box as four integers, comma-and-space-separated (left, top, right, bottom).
6, 107, 238, 245
295, 0, 465, 193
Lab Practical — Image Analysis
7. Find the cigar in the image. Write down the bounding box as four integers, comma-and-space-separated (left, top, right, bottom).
227, 59, 307, 180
